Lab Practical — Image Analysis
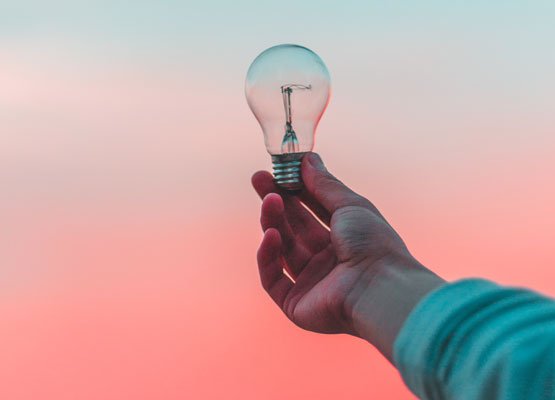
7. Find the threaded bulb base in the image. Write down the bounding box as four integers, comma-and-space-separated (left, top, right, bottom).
272, 152, 306, 191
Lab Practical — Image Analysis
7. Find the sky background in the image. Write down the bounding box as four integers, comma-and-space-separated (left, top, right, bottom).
2, 1, 555, 399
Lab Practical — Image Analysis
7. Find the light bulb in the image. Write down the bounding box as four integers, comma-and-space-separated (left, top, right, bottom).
245, 44, 331, 191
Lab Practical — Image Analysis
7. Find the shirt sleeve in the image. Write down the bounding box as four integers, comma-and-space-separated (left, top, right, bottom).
393, 279, 555, 400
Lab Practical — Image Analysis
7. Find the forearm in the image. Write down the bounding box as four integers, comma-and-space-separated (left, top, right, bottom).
346, 255, 445, 362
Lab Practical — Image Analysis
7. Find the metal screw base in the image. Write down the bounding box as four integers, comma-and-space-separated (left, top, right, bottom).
271, 152, 306, 191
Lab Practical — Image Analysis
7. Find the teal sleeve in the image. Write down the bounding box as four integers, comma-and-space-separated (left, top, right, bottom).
393, 279, 555, 400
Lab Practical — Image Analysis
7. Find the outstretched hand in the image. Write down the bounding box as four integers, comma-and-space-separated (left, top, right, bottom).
252, 153, 424, 342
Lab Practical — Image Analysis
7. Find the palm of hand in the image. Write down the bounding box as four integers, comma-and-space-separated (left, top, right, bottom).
253, 170, 406, 335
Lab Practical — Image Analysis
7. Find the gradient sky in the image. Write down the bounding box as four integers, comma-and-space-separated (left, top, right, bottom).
2, 1, 555, 399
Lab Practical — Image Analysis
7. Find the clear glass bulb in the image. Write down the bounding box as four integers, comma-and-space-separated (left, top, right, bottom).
245, 44, 331, 190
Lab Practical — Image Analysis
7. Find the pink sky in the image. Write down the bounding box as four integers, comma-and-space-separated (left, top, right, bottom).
2, 2, 555, 398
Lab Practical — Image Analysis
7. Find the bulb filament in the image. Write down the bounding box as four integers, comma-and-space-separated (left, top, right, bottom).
280, 84, 311, 153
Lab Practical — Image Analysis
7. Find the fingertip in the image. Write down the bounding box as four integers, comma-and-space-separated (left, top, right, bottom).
262, 192, 284, 213
251, 171, 261, 185
251, 170, 270, 188
252, 170, 277, 198
301, 152, 313, 175
257, 227, 282, 265
304, 151, 318, 164
303, 152, 326, 172
260, 193, 286, 231
301, 154, 320, 198
264, 227, 281, 244
301, 152, 326, 190
300, 152, 362, 217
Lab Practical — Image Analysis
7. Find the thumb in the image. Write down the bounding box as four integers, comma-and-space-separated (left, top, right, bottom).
301, 152, 369, 214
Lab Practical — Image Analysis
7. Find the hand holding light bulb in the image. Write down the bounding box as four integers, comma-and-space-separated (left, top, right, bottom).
251, 153, 445, 361
245, 44, 331, 190
248, 45, 444, 362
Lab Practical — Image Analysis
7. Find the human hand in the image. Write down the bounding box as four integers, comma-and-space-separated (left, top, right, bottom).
253, 153, 443, 358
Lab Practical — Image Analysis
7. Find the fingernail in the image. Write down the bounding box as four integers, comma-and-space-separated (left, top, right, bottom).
307, 153, 326, 171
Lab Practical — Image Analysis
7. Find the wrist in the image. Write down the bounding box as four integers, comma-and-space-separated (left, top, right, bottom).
344, 254, 445, 362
